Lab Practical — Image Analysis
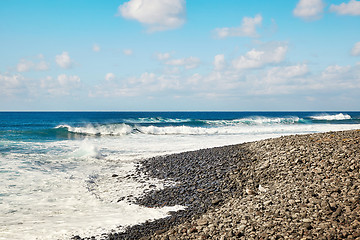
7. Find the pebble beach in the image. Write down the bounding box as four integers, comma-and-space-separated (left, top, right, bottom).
81, 129, 360, 240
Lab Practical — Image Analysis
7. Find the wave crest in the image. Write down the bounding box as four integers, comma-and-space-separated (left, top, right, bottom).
310, 113, 351, 121
54, 116, 305, 137
204, 116, 301, 126
124, 117, 192, 124
55, 124, 134, 136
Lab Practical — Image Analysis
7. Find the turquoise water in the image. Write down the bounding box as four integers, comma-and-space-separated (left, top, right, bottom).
1, 111, 360, 239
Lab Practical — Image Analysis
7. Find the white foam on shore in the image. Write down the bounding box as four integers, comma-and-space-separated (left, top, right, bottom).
1, 123, 360, 239
0, 140, 185, 240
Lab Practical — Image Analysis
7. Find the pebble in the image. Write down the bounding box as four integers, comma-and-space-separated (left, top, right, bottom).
197, 219, 208, 226
80, 130, 360, 239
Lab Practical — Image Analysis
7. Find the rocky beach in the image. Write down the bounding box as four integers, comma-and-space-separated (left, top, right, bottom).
81, 129, 360, 240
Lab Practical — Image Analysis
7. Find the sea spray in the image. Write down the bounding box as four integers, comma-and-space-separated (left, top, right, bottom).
310, 113, 352, 121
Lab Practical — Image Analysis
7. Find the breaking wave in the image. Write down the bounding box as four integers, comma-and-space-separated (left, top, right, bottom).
54, 116, 303, 137
51, 114, 359, 138
203, 116, 301, 126
124, 117, 192, 124
310, 113, 352, 121
55, 124, 134, 136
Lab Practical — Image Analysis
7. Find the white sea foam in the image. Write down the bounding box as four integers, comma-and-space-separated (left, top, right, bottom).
310, 113, 352, 121
204, 116, 301, 126
57, 124, 134, 136
137, 125, 220, 135
56, 116, 303, 136
72, 140, 100, 158
0, 139, 184, 240
125, 117, 192, 124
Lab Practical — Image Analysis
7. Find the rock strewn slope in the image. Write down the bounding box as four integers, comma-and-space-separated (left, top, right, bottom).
150, 130, 360, 240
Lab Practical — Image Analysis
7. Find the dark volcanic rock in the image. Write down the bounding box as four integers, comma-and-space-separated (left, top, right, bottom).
109, 144, 254, 239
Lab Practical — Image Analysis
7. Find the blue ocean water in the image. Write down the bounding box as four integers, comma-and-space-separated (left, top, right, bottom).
1, 111, 359, 141
1, 111, 360, 239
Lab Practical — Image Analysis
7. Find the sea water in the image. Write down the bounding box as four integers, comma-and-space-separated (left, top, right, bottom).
1, 111, 360, 239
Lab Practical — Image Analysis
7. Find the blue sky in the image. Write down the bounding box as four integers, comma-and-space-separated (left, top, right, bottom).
0, 0, 360, 111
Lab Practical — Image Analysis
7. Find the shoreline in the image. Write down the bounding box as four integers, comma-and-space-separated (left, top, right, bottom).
82, 130, 360, 239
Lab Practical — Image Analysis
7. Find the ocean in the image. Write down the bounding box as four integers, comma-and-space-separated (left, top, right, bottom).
1, 111, 360, 239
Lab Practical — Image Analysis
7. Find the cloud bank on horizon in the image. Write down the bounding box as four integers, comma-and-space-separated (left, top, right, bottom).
0, 0, 359, 110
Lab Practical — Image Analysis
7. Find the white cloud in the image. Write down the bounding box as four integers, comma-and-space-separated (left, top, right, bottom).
119, 0, 186, 32
293, 0, 324, 20
89, 87, 138, 98
93, 44, 101, 52
214, 14, 262, 38
187, 73, 202, 85
330, 0, 360, 15
156, 74, 181, 90
165, 56, 200, 69
0, 73, 24, 96
214, 54, 225, 71
351, 42, 360, 56
251, 62, 360, 95
0, 72, 43, 98
157, 52, 171, 60
157, 53, 199, 70
16, 58, 49, 72
123, 49, 133, 56
57, 74, 80, 87
105, 73, 116, 81
163, 66, 180, 74
314, 64, 360, 90
91, 71, 183, 97
264, 64, 309, 84
55, 52, 73, 69
40, 76, 53, 89
129, 72, 156, 85
321, 65, 352, 79
204, 70, 244, 91
16, 59, 33, 72
36, 61, 49, 71
232, 44, 288, 70
88, 60, 360, 101
41, 74, 81, 96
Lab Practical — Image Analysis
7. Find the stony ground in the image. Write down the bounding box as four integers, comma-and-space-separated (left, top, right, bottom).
92, 130, 360, 240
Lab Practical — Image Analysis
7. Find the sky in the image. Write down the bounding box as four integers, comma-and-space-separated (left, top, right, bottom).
0, 0, 360, 111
